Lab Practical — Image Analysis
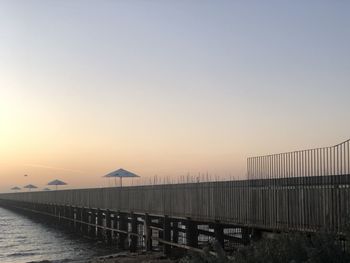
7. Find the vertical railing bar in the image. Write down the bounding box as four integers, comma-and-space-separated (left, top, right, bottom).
313, 148, 316, 177
288, 152, 291, 227
270, 153, 273, 228
297, 150, 301, 229
312, 148, 314, 176
332, 146, 335, 231
292, 151, 295, 229
253, 157, 255, 180
256, 156, 258, 180
308, 149, 310, 177
300, 151, 306, 231
346, 141, 350, 175
323, 146, 326, 226
337, 145, 340, 232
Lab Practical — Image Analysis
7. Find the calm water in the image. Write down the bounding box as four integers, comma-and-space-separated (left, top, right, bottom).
0, 207, 117, 263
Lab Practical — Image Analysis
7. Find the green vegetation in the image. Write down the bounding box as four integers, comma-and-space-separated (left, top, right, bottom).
180, 231, 350, 263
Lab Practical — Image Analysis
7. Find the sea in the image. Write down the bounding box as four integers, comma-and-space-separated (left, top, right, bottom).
0, 207, 118, 263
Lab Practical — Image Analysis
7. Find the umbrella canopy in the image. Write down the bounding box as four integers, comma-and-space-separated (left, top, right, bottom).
103, 168, 139, 187
104, 168, 139, 178
23, 184, 38, 191
11, 186, 21, 191
48, 179, 67, 186
48, 179, 67, 190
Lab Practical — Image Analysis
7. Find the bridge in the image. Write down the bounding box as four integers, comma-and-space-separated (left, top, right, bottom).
0, 139, 349, 253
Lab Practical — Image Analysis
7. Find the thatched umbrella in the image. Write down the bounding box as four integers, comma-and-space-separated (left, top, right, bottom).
103, 168, 139, 187
47, 179, 67, 191
23, 184, 38, 191
11, 186, 21, 192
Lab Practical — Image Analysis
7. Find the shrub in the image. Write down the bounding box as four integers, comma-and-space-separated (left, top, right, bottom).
181, 231, 350, 263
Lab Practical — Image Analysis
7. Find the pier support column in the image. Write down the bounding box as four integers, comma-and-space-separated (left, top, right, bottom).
163, 215, 171, 255
251, 228, 262, 242
186, 219, 198, 248
68, 206, 72, 229
172, 221, 179, 243
68, 206, 74, 230
69, 206, 73, 226
73, 207, 77, 231
76, 207, 82, 233
172, 221, 179, 244
242, 227, 251, 245
106, 209, 112, 245
52, 205, 57, 219
54, 205, 59, 222
130, 212, 138, 252
118, 212, 128, 250
89, 209, 96, 239
62, 206, 67, 226
111, 213, 117, 244
97, 209, 103, 240
60, 205, 65, 223
58, 205, 62, 223
82, 207, 89, 236
144, 214, 152, 251
214, 223, 224, 247
158, 218, 164, 240
63, 205, 68, 225
49, 204, 54, 217
63, 205, 68, 227
56, 205, 61, 223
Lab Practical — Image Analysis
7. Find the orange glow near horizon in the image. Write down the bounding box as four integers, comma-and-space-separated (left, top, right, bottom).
1, 1, 349, 192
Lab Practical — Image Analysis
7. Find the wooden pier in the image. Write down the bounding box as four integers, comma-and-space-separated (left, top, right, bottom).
0, 139, 349, 253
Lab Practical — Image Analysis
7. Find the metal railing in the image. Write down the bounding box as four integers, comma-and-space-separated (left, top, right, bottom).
247, 139, 350, 180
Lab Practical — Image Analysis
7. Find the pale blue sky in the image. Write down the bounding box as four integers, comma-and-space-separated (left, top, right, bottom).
0, 1, 349, 190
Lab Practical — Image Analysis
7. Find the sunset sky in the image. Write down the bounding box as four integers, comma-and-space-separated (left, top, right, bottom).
0, 1, 349, 192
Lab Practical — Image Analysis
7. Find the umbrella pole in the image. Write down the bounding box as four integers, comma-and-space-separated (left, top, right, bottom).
114, 177, 117, 187
120, 177, 122, 188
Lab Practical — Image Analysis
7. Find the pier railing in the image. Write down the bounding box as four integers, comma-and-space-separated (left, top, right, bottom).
1, 140, 350, 235
245, 139, 350, 234
247, 139, 350, 180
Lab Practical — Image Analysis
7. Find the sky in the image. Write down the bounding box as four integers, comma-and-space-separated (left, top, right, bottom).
0, 0, 349, 192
